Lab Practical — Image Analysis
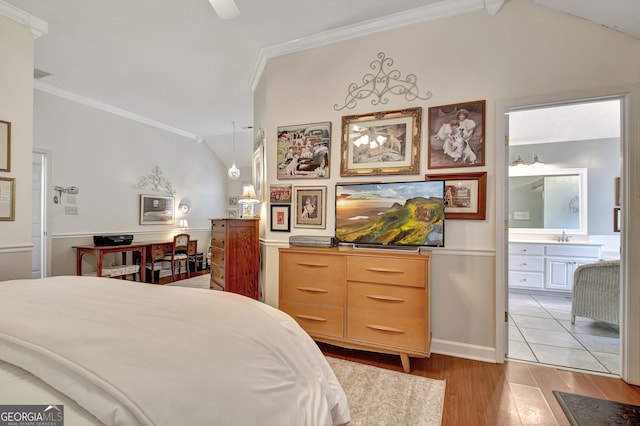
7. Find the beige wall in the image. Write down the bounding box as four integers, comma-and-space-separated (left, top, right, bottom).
255, 0, 640, 361
0, 15, 35, 281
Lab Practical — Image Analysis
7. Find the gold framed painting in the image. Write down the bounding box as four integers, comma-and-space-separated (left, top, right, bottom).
341, 107, 421, 176
425, 172, 487, 220
0, 177, 15, 220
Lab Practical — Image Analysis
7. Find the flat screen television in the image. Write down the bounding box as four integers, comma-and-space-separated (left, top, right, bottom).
335, 180, 445, 248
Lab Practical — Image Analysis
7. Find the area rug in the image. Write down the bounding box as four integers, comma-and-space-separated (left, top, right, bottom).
553, 390, 640, 425
326, 356, 445, 426
165, 274, 210, 289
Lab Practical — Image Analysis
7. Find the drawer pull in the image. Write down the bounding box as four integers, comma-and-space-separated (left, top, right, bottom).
365, 324, 404, 334
295, 314, 327, 322
364, 267, 403, 274
366, 294, 404, 302
296, 262, 329, 268
296, 286, 328, 293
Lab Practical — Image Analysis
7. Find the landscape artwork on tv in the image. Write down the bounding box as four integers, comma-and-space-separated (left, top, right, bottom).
335, 181, 445, 247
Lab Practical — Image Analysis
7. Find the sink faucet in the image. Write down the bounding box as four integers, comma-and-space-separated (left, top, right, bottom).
560, 230, 571, 242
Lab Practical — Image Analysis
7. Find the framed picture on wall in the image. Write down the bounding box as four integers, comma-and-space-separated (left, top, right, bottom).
270, 204, 291, 232
293, 186, 327, 229
340, 108, 421, 177
428, 100, 485, 169
0, 177, 15, 221
252, 145, 265, 200
425, 172, 487, 220
0, 120, 10, 172
269, 184, 292, 203
139, 194, 174, 225
276, 122, 331, 179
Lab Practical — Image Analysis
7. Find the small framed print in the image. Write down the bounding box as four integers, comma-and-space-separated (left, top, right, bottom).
228, 196, 238, 207
614, 207, 621, 232
270, 204, 291, 232
269, 184, 292, 203
425, 172, 487, 220
294, 186, 327, 229
0, 177, 15, 221
139, 194, 174, 225
428, 100, 485, 169
228, 209, 238, 219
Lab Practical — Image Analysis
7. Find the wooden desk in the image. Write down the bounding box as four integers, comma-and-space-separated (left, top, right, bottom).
144, 240, 197, 283
73, 240, 198, 284
73, 243, 147, 282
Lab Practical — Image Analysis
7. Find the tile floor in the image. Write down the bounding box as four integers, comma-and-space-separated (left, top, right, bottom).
508, 292, 620, 375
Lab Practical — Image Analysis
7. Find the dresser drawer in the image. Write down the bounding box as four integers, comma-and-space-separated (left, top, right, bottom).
509, 271, 544, 288
210, 235, 226, 250
509, 255, 544, 272
347, 310, 425, 351
210, 219, 227, 233
348, 282, 425, 318
280, 275, 344, 307
280, 253, 345, 279
347, 256, 425, 288
211, 264, 225, 286
509, 243, 544, 256
280, 300, 343, 338
210, 247, 225, 265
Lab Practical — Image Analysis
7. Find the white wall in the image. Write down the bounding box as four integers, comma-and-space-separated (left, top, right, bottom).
32, 90, 228, 276
0, 15, 35, 280
255, 0, 640, 362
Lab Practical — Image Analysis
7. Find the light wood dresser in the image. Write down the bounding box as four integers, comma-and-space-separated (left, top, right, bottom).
279, 246, 430, 372
210, 218, 260, 299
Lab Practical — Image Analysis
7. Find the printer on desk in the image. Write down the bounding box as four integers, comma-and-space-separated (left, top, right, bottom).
93, 235, 134, 246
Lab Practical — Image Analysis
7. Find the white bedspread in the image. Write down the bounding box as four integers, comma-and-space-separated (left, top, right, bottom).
0, 276, 350, 426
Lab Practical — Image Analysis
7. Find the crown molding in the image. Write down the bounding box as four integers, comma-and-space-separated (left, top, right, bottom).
0, 0, 48, 38
249, 0, 503, 91
34, 81, 200, 141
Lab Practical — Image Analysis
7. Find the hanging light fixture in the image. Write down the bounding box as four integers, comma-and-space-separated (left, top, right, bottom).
228, 121, 240, 180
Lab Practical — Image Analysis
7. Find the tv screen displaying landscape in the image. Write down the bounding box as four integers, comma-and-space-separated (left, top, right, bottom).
335, 181, 445, 248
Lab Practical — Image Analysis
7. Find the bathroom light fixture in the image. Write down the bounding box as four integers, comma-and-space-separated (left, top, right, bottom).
228, 121, 240, 180
531, 153, 544, 166
510, 154, 544, 167
510, 156, 525, 167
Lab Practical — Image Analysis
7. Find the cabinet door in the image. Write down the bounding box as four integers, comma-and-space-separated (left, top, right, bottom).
546, 258, 574, 290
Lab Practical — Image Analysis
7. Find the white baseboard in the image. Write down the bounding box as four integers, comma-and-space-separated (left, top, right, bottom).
431, 338, 498, 363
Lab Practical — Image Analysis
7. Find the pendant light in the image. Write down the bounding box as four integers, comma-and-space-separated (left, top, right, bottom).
228, 121, 240, 180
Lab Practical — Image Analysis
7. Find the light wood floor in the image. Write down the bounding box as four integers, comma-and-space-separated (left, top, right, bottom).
319, 343, 640, 425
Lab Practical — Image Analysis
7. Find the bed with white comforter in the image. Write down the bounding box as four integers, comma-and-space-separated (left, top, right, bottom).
0, 276, 350, 425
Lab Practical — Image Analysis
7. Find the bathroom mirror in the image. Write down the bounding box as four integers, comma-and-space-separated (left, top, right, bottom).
509, 167, 587, 235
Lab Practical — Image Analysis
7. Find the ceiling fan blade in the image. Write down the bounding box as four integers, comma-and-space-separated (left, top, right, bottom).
208, 0, 240, 20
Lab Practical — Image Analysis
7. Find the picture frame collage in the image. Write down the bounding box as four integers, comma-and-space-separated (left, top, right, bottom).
269, 100, 487, 232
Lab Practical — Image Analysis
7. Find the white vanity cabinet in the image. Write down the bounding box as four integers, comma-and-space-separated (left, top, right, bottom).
509, 242, 601, 293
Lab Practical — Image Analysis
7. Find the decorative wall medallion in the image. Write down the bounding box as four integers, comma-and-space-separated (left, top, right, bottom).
135, 166, 175, 194
334, 52, 432, 111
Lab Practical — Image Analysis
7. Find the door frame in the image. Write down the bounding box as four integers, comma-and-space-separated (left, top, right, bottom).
495, 86, 638, 384
32, 148, 51, 278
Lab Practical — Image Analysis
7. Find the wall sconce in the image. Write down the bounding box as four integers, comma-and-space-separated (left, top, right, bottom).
179, 219, 189, 229
239, 185, 259, 218
510, 154, 544, 167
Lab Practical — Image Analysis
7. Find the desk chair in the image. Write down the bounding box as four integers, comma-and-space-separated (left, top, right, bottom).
163, 233, 191, 282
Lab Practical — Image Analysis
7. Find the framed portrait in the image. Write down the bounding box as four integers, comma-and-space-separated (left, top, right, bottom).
269, 184, 292, 203
277, 121, 331, 179
427, 100, 485, 169
425, 172, 487, 220
270, 204, 291, 232
614, 207, 621, 232
294, 186, 327, 229
0, 120, 10, 172
341, 107, 421, 176
252, 145, 265, 200
228, 196, 238, 207
139, 194, 174, 225
0, 177, 15, 221
227, 209, 238, 218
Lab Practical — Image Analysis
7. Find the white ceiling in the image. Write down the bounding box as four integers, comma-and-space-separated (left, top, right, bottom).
4, 0, 639, 168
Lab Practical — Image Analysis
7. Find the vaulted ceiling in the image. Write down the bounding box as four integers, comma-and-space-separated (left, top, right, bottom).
4, 0, 639, 167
